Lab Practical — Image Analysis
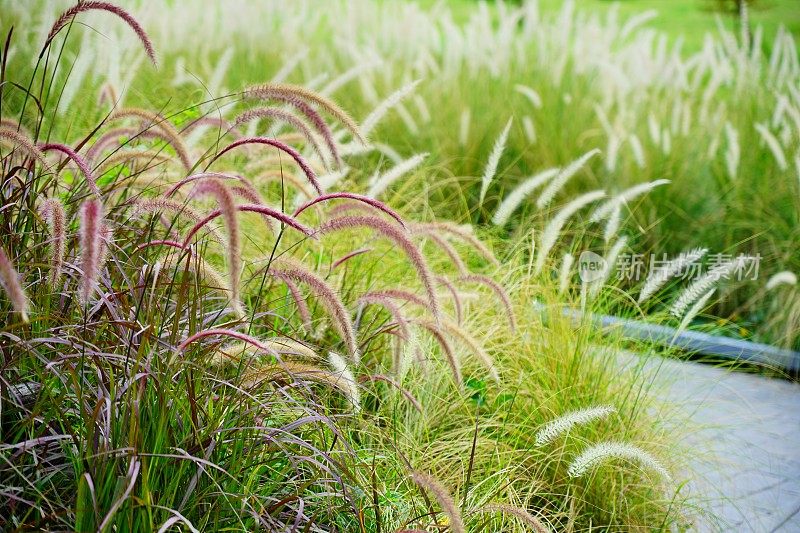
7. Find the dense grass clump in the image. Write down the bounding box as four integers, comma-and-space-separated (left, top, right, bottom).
3, 0, 784, 530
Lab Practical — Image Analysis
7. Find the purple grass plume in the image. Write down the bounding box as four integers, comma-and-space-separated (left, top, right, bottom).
318, 215, 441, 322
269, 258, 359, 362
46, 2, 157, 65
79, 199, 104, 303
294, 192, 405, 228
409, 472, 465, 533
0, 247, 30, 322
40, 199, 66, 287
39, 142, 100, 195
209, 137, 322, 194
186, 179, 243, 315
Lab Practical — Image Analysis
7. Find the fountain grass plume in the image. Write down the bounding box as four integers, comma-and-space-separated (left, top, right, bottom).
178, 328, 279, 357
293, 192, 405, 228
182, 116, 239, 137
638, 247, 708, 304
79, 198, 103, 303
164, 172, 242, 198
677, 288, 716, 332
479, 117, 513, 204
40, 199, 66, 288
476, 503, 551, 533
493, 167, 560, 226
0, 248, 30, 323
46, 2, 156, 65
367, 153, 428, 199
360, 79, 422, 140
460, 274, 516, 331
535, 405, 616, 446
755, 123, 788, 170
414, 222, 499, 267
86, 126, 163, 163
417, 231, 468, 275
332, 248, 372, 270
536, 149, 601, 208
39, 143, 100, 195
108, 108, 191, 169
318, 215, 440, 322
670, 255, 753, 318
416, 320, 462, 387
358, 292, 412, 340
590, 179, 671, 223
441, 318, 499, 383
436, 276, 463, 324
186, 178, 243, 315
0, 118, 31, 137
269, 258, 359, 362
234, 106, 335, 168
182, 203, 314, 246
535, 190, 606, 274
131, 198, 225, 245
327, 351, 361, 412
209, 137, 322, 194
766, 271, 798, 290
0, 127, 50, 168
96, 148, 172, 172
279, 276, 313, 330
409, 471, 465, 533
364, 289, 429, 309
568, 441, 670, 480
243, 83, 364, 144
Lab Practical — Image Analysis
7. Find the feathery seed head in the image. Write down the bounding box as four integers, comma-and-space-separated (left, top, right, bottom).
0, 248, 30, 322
79, 199, 104, 303
409, 472, 465, 533
568, 441, 670, 480
40, 199, 66, 288
46, 2, 157, 65
319, 215, 441, 322
535, 405, 616, 446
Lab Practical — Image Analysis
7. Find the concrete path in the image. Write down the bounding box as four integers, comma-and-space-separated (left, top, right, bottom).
625, 354, 800, 532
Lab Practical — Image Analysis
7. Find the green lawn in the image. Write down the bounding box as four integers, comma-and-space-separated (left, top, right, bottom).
416, 0, 800, 50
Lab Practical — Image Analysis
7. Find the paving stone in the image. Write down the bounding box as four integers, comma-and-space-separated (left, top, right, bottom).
616, 351, 800, 532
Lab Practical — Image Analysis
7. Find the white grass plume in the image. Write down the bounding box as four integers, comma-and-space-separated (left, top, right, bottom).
367, 153, 428, 198
724, 122, 740, 179
535, 405, 615, 446
536, 149, 601, 209
514, 84, 543, 108
492, 168, 560, 226
360, 79, 421, 139
638, 247, 708, 304
755, 123, 788, 170
327, 351, 360, 412
671, 255, 754, 318
590, 179, 670, 223
535, 190, 605, 274
459, 107, 471, 147
479, 117, 513, 203
603, 205, 622, 243
568, 441, 670, 480
628, 134, 646, 169
522, 115, 536, 143
677, 288, 716, 333
766, 271, 797, 290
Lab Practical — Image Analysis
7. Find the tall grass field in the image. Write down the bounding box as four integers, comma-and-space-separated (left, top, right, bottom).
0, 0, 797, 531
